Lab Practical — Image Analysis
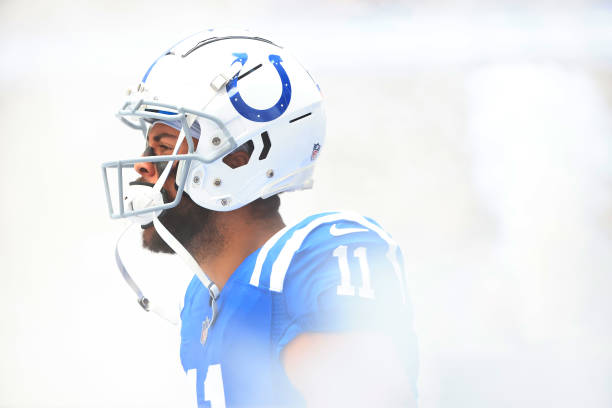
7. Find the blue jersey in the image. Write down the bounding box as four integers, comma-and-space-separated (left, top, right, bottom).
180, 212, 418, 407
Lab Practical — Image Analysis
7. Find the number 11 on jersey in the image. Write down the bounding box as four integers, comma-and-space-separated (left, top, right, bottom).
333, 245, 375, 299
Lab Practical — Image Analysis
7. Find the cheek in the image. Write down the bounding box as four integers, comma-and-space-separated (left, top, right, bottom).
163, 139, 195, 197
163, 164, 180, 197
179, 138, 198, 154
143, 225, 155, 241
165, 177, 177, 194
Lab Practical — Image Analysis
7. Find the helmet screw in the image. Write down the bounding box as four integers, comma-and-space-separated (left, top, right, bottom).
266, 169, 274, 178
221, 198, 229, 206
193, 175, 201, 184
214, 178, 222, 186
212, 136, 221, 146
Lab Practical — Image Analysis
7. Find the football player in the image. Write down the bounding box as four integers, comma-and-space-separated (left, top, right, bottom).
102, 29, 418, 407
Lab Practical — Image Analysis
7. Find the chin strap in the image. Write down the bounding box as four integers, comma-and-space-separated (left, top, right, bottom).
114, 219, 220, 327
115, 223, 181, 326
153, 217, 220, 325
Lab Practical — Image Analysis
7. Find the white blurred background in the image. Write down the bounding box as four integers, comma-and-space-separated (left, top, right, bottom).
1, 0, 611, 407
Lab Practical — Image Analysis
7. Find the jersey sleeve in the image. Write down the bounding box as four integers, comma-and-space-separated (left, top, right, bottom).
275, 217, 413, 354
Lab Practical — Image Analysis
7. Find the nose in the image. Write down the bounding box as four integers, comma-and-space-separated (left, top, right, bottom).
134, 148, 158, 182
134, 160, 157, 181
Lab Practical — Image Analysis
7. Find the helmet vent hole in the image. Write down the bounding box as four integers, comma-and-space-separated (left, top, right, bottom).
259, 131, 271, 160
222, 140, 254, 169
289, 112, 312, 123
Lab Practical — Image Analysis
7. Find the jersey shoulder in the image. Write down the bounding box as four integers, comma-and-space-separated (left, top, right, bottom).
248, 211, 405, 300
250, 211, 411, 357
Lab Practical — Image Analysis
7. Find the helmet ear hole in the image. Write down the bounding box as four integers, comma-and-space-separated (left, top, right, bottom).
222, 140, 254, 169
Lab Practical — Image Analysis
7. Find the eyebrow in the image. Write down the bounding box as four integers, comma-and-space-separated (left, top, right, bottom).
152, 133, 179, 142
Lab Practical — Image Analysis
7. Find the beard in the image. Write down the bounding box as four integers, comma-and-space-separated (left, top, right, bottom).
142, 192, 224, 260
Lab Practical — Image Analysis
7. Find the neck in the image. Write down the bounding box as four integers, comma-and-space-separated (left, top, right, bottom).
196, 210, 285, 291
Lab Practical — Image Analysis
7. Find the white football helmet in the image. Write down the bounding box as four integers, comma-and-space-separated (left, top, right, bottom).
102, 29, 325, 323
102, 29, 325, 222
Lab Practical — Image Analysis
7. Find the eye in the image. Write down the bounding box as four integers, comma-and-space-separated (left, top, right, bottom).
159, 144, 173, 151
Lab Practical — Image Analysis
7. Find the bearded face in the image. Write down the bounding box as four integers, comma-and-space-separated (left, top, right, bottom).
141, 191, 221, 256
131, 122, 224, 258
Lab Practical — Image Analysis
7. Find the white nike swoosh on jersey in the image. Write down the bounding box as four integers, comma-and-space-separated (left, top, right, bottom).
329, 224, 369, 236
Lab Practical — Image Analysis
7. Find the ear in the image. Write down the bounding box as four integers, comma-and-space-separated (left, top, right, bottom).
222, 150, 250, 169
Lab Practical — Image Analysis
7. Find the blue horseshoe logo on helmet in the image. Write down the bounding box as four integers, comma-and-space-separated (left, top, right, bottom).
226, 53, 291, 122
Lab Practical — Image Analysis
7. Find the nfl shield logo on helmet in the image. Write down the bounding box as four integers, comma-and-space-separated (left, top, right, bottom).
311, 143, 321, 161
